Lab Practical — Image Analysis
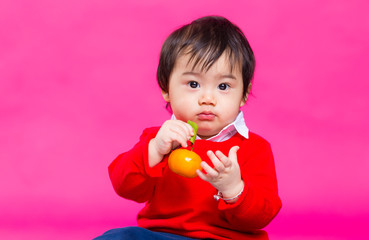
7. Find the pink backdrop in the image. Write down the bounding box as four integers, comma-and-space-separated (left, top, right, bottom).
1, 0, 368, 239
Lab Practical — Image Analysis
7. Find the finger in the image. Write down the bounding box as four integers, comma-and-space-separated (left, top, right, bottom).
196, 169, 209, 182
171, 121, 191, 138
200, 161, 219, 178
228, 146, 240, 162
169, 129, 188, 148
214, 150, 232, 168
176, 120, 194, 139
169, 122, 194, 146
184, 121, 195, 136
207, 150, 226, 173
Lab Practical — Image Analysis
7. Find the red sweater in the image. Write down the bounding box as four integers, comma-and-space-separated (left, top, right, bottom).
109, 127, 281, 240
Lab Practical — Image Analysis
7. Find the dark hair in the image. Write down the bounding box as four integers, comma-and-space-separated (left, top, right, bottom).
157, 16, 255, 101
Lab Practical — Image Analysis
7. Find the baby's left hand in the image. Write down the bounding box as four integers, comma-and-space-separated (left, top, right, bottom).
196, 146, 244, 199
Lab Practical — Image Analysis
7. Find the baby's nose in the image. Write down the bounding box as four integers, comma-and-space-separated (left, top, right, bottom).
199, 91, 216, 106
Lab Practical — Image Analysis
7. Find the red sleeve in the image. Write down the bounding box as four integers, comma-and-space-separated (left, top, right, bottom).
217, 136, 282, 231
108, 127, 167, 203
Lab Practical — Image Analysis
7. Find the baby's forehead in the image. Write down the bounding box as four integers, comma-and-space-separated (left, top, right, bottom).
177, 51, 242, 74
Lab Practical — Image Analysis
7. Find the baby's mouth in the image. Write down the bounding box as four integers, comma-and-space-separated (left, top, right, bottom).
197, 111, 216, 121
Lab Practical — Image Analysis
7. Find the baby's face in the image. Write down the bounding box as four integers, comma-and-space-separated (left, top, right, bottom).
162, 53, 245, 139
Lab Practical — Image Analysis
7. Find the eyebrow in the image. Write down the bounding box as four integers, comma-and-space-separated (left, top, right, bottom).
182, 71, 201, 76
182, 71, 237, 80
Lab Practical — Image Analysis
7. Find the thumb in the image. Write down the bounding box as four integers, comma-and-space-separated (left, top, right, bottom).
228, 146, 240, 162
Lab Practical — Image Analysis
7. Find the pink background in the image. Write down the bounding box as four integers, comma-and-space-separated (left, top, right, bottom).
1, 0, 368, 239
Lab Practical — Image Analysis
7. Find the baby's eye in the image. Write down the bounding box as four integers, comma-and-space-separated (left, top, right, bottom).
218, 83, 230, 91
188, 81, 200, 88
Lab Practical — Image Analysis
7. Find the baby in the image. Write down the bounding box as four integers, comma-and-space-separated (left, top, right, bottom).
94, 16, 281, 240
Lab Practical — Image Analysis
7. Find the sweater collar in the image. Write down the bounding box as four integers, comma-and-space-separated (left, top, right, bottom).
170, 111, 249, 142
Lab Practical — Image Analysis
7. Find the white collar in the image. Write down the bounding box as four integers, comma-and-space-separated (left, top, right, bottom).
170, 111, 249, 142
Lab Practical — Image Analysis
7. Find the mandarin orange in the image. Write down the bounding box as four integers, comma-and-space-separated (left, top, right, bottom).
168, 148, 202, 178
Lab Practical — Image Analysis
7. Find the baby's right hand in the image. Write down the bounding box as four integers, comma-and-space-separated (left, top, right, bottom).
148, 120, 194, 167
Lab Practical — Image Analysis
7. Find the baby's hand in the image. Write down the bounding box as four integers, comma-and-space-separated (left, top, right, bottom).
149, 120, 194, 167
196, 146, 244, 202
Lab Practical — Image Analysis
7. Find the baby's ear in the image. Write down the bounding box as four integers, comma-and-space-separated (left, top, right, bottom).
161, 90, 170, 102
240, 98, 246, 107
241, 83, 252, 107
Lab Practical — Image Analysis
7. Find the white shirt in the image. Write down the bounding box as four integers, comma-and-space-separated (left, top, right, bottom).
170, 111, 249, 142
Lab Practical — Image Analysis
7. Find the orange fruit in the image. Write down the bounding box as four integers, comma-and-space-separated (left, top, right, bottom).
168, 149, 202, 178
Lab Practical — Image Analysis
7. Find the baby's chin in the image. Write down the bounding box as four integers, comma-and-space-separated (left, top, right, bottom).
197, 130, 218, 140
